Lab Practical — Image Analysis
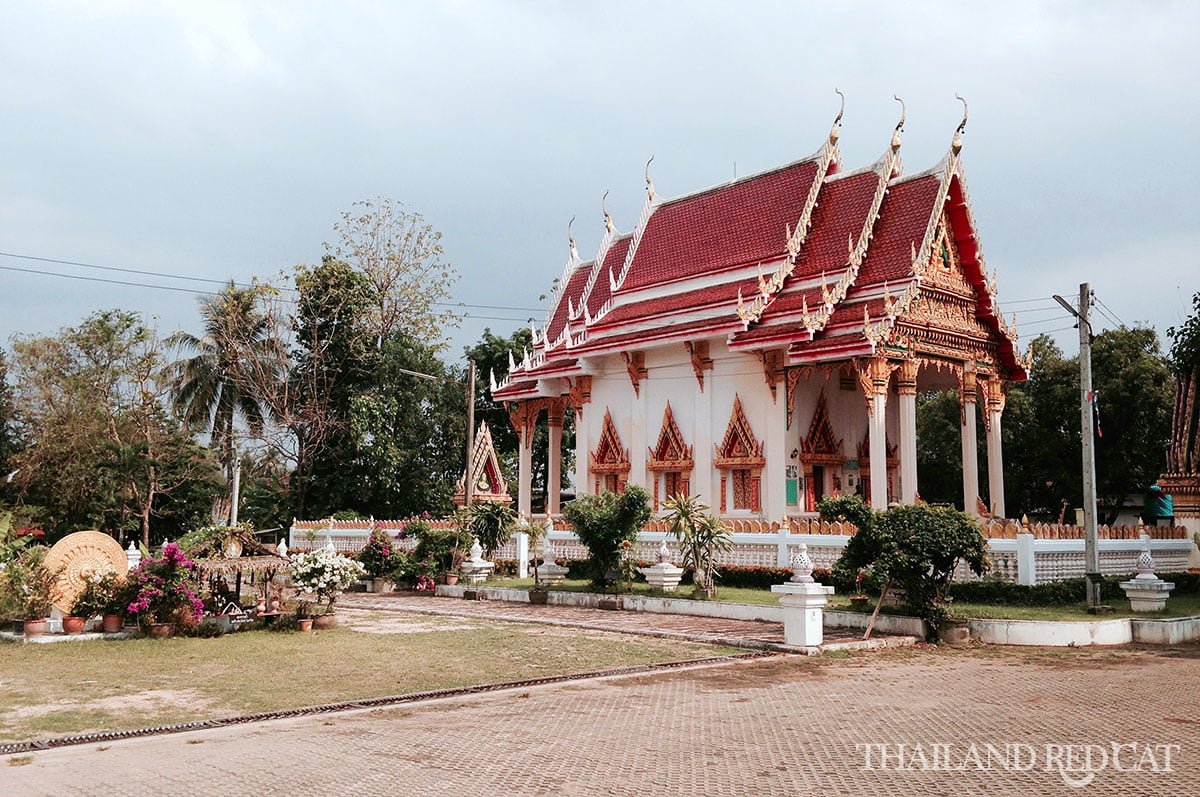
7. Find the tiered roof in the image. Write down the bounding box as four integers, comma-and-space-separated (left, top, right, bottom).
494, 102, 1028, 401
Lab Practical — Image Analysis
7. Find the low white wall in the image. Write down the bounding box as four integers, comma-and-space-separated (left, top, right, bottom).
969, 617, 1133, 647
1130, 616, 1200, 645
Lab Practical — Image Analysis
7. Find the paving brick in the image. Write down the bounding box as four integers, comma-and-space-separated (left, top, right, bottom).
4, 644, 1198, 795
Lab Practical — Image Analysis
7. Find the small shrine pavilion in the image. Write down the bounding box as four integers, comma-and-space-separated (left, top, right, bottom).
494, 98, 1030, 520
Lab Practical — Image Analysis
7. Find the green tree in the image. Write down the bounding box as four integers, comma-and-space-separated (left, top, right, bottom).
328, 197, 460, 346
339, 334, 467, 518
10, 311, 219, 544
915, 330, 1171, 522
562, 485, 651, 589
0, 348, 16, 502
166, 283, 274, 485
1166, 291, 1200, 473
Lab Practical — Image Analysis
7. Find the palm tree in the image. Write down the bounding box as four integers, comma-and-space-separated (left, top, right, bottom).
663, 494, 732, 598
166, 283, 274, 489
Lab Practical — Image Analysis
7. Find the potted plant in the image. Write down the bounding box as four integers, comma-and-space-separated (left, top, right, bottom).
663, 494, 732, 599
126, 542, 206, 638
288, 548, 365, 630
10, 549, 57, 637
295, 599, 314, 633
849, 568, 871, 608
71, 569, 126, 632
526, 520, 549, 605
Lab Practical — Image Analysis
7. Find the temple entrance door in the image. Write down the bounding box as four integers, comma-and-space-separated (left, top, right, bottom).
812, 466, 826, 505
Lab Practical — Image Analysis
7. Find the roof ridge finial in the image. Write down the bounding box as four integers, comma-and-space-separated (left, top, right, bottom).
567, 215, 578, 260
644, 156, 656, 201
952, 94, 968, 155
891, 95, 906, 152
829, 88, 845, 146
602, 190, 614, 233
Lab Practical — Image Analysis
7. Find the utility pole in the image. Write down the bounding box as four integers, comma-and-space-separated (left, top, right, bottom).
464, 360, 476, 508
1054, 283, 1104, 609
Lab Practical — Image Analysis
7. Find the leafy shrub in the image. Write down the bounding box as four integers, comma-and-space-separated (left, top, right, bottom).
0, 547, 58, 619
412, 524, 471, 575
126, 543, 205, 626
663, 494, 732, 598
71, 570, 128, 618
562, 485, 651, 589
834, 502, 988, 635
462, 502, 517, 559
357, 527, 399, 579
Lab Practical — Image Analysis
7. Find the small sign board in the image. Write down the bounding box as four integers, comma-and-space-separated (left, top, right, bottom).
221, 601, 255, 628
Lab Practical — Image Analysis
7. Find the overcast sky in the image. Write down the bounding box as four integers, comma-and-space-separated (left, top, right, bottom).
2, 1, 1197, 362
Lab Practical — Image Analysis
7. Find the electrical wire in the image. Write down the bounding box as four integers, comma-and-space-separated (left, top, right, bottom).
0, 250, 545, 314
1093, 294, 1127, 328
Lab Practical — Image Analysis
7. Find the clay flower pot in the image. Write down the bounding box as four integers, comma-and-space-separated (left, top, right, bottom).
62, 616, 86, 635
444, 574, 459, 586
147, 623, 175, 639
102, 614, 124, 633
23, 619, 48, 637
312, 614, 337, 630
298, 618, 314, 633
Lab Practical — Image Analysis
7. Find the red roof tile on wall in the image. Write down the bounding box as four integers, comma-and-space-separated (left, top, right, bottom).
585, 236, 632, 317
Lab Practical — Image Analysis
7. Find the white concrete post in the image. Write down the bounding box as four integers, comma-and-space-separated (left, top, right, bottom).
1016, 532, 1036, 586
771, 544, 834, 647
776, 519, 791, 568
960, 369, 980, 515
897, 359, 919, 504
125, 540, 142, 572
516, 530, 529, 579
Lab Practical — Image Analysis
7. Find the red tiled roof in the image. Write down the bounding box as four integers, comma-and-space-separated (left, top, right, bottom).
544, 261, 592, 343
584, 235, 632, 318
620, 159, 821, 290
855, 174, 941, 285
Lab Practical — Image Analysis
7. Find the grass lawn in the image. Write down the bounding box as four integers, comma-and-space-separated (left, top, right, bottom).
0, 609, 732, 742
490, 578, 1200, 622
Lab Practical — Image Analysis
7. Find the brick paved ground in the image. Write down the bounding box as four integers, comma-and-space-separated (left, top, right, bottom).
5, 643, 1198, 796
340, 593, 902, 652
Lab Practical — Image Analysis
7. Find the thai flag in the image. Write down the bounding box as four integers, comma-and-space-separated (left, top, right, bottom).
1088, 390, 1103, 438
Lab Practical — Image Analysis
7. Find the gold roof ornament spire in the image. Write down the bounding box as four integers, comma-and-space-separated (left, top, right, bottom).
602, 190, 614, 233
952, 94, 968, 155
829, 88, 845, 146
891, 95, 906, 152
644, 156, 656, 202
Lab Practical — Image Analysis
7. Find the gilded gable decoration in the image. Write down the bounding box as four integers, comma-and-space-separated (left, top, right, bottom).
590, 408, 631, 493
453, 421, 512, 506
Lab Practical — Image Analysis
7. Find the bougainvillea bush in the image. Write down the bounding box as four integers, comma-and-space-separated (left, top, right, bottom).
289, 549, 366, 614
357, 527, 399, 579
126, 543, 205, 626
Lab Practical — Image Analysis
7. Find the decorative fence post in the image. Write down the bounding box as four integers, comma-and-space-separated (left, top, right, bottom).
776, 515, 792, 568
516, 527, 530, 579
125, 540, 142, 572
1016, 519, 1036, 586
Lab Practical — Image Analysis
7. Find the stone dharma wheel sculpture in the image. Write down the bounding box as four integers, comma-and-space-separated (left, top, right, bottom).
43, 530, 127, 614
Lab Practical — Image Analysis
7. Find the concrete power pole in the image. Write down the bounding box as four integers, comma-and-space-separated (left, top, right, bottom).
1056, 283, 1102, 608
464, 360, 476, 509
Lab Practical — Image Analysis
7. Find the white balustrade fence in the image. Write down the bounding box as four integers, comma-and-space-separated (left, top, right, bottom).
290, 520, 1194, 585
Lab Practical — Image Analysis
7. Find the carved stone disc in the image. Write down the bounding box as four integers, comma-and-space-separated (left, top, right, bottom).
43, 531, 127, 614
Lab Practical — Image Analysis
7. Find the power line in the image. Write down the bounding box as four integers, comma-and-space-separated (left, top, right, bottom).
0, 250, 546, 313
0, 263, 229, 297
1093, 294, 1127, 328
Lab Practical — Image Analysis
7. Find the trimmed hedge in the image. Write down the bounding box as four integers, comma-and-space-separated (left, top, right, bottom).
949, 572, 1200, 606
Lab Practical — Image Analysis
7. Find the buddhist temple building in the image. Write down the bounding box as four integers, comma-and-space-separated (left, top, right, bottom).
493, 98, 1031, 521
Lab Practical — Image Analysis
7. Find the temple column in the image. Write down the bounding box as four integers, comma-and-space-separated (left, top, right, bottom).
984, 378, 1006, 518
960, 368, 980, 515
546, 399, 565, 515
510, 401, 536, 519
765, 375, 789, 520
694, 372, 713, 505
860, 357, 892, 511
897, 359, 919, 505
